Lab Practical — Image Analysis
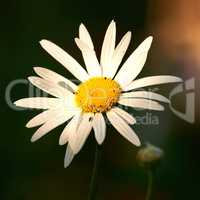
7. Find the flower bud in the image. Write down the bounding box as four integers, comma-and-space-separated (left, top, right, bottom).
136, 143, 164, 169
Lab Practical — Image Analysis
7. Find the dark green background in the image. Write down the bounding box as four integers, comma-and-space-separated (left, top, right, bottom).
1, 0, 199, 199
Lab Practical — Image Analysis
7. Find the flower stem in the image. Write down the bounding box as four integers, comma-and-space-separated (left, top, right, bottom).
145, 169, 153, 200
88, 143, 102, 200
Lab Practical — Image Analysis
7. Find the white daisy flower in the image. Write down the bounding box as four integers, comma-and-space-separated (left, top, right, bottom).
14, 20, 182, 167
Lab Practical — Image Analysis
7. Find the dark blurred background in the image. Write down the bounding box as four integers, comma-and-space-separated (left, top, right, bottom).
0, 0, 199, 199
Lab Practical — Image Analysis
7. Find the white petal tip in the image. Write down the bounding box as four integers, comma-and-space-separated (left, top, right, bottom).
25, 123, 31, 128
64, 148, 74, 168
95, 134, 105, 145
79, 23, 84, 28
136, 141, 141, 147
64, 159, 73, 168
146, 36, 153, 43
64, 163, 69, 168
97, 140, 104, 145
28, 76, 34, 82
167, 77, 183, 83
33, 67, 44, 75
95, 136, 105, 145
148, 36, 153, 40
31, 134, 40, 143
13, 101, 18, 106
157, 105, 165, 111
74, 38, 80, 45
30, 137, 36, 143
165, 99, 170, 104
108, 20, 116, 27
177, 77, 183, 82
13, 100, 25, 107
129, 136, 141, 147
33, 66, 41, 71
127, 31, 132, 36
145, 36, 153, 48
28, 76, 39, 84
131, 135, 141, 147
39, 39, 47, 45
130, 121, 137, 125
59, 140, 66, 146
40, 40, 53, 49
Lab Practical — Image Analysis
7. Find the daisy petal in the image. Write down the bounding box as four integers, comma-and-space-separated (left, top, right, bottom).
28, 76, 72, 98
75, 38, 101, 76
59, 113, 81, 146
101, 20, 116, 77
118, 98, 164, 111
40, 40, 89, 82
69, 113, 93, 154
64, 145, 74, 168
93, 113, 106, 145
111, 107, 136, 124
14, 97, 60, 109
121, 91, 169, 103
26, 105, 70, 128
31, 111, 74, 142
115, 36, 153, 87
34, 67, 77, 92
26, 110, 53, 128
107, 110, 141, 146
110, 31, 131, 78
79, 23, 94, 49
123, 75, 183, 91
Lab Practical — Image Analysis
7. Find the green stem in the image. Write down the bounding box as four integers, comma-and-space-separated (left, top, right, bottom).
145, 169, 153, 200
88, 143, 102, 200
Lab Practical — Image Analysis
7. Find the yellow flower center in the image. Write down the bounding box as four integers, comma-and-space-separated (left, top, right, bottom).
75, 77, 121, 113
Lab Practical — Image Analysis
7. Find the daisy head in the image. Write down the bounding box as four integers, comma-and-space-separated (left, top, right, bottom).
14, 20, 182, 167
